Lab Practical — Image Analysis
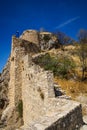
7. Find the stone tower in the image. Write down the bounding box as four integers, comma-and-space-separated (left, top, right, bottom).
8, 35, 40, 107
20, 30, 39, 46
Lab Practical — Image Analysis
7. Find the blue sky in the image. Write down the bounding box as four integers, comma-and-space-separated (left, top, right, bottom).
0, 0, 87, 72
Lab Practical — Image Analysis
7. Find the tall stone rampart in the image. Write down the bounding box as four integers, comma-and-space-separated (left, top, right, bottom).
22, 55, 55, 126
1, 36, 40, 123
9, 36, 40, 106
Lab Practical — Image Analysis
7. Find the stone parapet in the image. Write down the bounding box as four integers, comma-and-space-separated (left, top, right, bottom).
18, 100, 83, 130
20, 30, 39, 46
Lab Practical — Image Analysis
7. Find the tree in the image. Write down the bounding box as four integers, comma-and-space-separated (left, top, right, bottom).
55, 31, 74, 45
77, 29, 87, 80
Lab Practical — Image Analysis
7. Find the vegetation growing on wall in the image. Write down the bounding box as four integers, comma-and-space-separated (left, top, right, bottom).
16, 100, 23, 118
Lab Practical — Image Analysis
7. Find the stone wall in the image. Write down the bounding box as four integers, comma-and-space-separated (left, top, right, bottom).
22, 55, 55, 126
20, 99, 83, 130
12, 36, 40, 54
21, 55, 83, 130
39, 32, 60, 50
9, 36, 40, 107
20, 30, 61, 51
9, 37, 25, 106
45, 104, 83, 130
20, 30, 39, 46
1, 35, 41, 126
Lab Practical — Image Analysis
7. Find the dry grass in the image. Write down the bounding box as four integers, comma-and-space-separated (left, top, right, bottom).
49, 47, 87, 99
54, 77, 87, 115
48, 46, 87, 115
71, 55, 80, 66
82, 106, 87, 116
54, 77, 87, 99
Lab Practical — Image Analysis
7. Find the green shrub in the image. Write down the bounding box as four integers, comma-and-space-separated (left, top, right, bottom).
16, 100, 23, 118
33, 53, 76, 78
56, 56, 76, 78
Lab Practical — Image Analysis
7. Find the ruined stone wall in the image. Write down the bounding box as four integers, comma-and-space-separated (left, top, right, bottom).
9, 36, 40, 107
20, 30, 61, 51
27, 103, 83, 130
8, 51, 15, 106
45, 105, 83, 130
21, 54, 83, 129
20, 30, 39, 46
45, 104, 83, 130
8, 37, 25, 106
22, 55, 55, 126
0, 31, 83, 130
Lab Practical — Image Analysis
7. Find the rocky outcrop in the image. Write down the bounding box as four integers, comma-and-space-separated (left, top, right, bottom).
0, 59, 10, 110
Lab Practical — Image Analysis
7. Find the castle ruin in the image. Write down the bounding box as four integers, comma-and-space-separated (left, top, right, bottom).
0, 30, 83, 130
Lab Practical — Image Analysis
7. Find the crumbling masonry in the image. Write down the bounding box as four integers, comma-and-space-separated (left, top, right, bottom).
1, 30, 83, 130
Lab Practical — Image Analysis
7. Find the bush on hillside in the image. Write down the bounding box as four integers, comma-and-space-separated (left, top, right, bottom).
33, 53, 76, 79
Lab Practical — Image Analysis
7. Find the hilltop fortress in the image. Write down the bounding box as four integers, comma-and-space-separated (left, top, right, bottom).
0, 30, 83, 130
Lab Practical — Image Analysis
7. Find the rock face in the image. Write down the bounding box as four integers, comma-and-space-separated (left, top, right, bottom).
0, 30, 83, 130
0, 59, 10, 110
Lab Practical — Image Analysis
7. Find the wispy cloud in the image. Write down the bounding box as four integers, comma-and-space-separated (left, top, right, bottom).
55, 16, 80, 29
